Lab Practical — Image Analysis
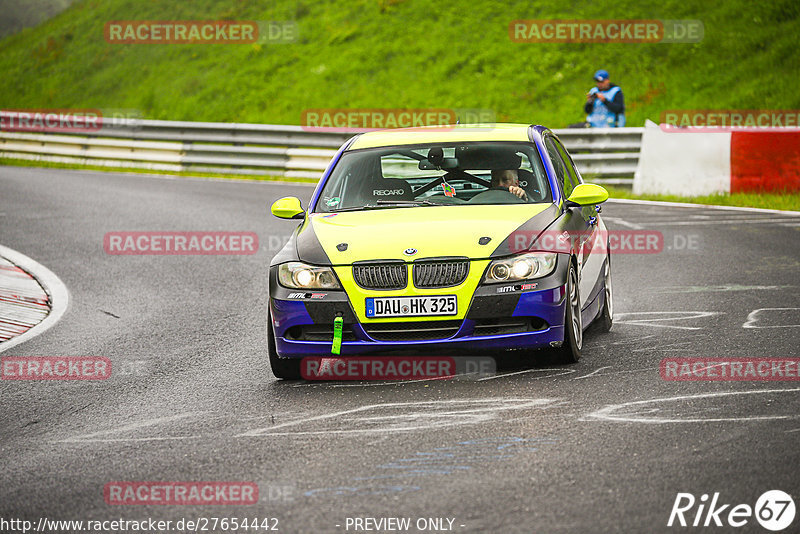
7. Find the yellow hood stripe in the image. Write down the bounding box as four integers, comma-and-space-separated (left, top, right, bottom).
310, 203, 550, 323
310, 204, 549, 264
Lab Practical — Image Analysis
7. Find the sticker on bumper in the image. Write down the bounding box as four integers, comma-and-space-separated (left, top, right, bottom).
287, 292, 327, 299
497, 282, 538, 293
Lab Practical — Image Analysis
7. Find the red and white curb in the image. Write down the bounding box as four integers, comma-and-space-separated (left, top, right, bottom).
0, 256, 49, 341
634, 120, 800, 196
0, 244, 69, 353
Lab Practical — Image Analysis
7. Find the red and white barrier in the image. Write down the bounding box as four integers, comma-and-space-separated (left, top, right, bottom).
634, 120, 800, 195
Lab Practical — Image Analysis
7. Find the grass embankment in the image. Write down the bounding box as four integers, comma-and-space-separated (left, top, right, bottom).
1, 0, 798, 126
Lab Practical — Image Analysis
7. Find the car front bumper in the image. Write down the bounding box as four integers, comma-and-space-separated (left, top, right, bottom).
269, 256, 570, 358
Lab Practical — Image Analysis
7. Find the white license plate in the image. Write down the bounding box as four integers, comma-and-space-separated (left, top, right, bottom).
365, 295, 457, 318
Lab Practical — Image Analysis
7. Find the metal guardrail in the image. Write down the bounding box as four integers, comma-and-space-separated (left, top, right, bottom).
0, 115, 642, 182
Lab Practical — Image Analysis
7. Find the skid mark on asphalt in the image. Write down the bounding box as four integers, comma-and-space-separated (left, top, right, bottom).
291, 367, 575, 387
57, 411, 319, 443
602, 216, 643, 230
630, 341, 694, 352
291, 376, 445, 388
611, 334, 657, 344
585, 388, 800, 424
645, 217, 800, 226
56, 401, 563, 443
57, 412, 203, 443
572, 366, 612, 380
316, 362, 666, 386
742, 308, 800, 329
476, 368, 575, 381
303, 436, 557, 498
615, 311, 721, 330
237, 398, 560, 437
584, 334, 657, 350
653, 285, 791, 294
588, 366, 660, 377
58, 383, 796, 444
564, 366, 661, 381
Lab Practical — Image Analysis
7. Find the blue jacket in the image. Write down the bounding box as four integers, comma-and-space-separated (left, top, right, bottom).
584, 84, 626, 127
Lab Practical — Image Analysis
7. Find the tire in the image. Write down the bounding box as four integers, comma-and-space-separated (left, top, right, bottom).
555, 262, 583, 363
596, 255, 613, 333
267, 310, 301, 380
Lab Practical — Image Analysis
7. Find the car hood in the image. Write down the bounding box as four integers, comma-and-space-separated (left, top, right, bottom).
301, 204, 559, 264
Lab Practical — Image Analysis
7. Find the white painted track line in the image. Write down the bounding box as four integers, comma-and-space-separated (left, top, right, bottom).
608, 197, 800, 216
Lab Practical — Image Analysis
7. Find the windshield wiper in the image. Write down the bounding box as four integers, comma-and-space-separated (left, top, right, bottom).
328, 204, 389, 212
375, 199, 439, 206
325, 200, 439, 213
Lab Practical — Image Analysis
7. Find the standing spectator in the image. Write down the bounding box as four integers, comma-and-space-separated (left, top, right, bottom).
584, 69, 626, 128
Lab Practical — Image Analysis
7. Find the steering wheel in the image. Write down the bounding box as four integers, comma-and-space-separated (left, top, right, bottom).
468, 187, 526, 204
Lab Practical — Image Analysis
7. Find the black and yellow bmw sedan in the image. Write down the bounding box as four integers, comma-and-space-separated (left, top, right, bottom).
267, 124, 612, 378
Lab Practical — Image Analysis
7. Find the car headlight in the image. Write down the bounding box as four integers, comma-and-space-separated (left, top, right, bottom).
278, 262, 341, 289
483, 252, 557, 283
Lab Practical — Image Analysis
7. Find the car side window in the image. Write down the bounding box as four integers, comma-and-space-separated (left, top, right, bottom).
545, 137, 573, 198
553, 138, 582, 190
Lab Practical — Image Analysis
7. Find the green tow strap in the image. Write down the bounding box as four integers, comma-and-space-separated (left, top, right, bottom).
331, 316, 343, 355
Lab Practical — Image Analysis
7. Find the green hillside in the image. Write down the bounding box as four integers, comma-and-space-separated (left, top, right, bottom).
0, 0, 798, 127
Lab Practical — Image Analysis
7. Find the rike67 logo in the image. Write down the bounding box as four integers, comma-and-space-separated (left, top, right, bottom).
668, 490, 795, 531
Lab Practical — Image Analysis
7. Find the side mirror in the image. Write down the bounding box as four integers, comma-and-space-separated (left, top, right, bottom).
271, 197, 305, 219
566, 183, 609, 207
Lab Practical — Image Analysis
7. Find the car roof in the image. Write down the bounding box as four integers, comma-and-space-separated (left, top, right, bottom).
346, 123, 535, 150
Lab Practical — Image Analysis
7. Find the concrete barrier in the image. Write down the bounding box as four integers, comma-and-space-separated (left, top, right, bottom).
634, 120, 800, 195
633, 120, 730, 195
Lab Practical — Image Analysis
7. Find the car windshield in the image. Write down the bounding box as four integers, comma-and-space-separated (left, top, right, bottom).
315, 142, 552, 212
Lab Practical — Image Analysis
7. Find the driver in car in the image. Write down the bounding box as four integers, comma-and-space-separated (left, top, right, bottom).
491, 169, 528, 201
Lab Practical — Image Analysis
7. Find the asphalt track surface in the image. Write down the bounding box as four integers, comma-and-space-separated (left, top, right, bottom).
1, 166, 799, 533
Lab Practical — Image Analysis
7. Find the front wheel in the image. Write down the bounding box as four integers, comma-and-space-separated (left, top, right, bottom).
267, 310, 301, 380
555, 262, 583, 363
